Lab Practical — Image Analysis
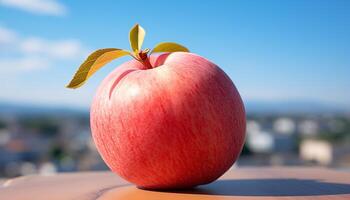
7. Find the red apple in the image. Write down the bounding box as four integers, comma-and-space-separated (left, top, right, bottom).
90, 52, 246, 189
67, 24, 246, 189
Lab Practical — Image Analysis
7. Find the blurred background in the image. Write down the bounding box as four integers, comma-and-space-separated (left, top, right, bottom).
0, 0, 349, 180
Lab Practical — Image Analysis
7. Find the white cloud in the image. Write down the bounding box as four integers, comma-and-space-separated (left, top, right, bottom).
20, 37, 84, 59
0, 0, 67, 16
0, 25, 88, 73
48, 40, 83, 59
0, 56, 50, 72
0, 26, 18, 44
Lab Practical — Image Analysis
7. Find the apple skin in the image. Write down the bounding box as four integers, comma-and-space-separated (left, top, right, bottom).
90, 52, 246, 189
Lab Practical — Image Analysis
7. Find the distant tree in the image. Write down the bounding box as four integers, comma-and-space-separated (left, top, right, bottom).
0, 120, 6, 129
240, 143, 252, 156
19, 117, 60, 136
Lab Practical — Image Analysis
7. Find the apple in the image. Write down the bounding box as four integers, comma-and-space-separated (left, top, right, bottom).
67, 24, 246, 189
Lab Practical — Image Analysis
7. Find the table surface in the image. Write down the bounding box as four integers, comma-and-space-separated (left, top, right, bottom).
1, 167, 350, 200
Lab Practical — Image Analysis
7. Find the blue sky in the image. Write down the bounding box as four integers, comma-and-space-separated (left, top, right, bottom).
0, 0, 349, 108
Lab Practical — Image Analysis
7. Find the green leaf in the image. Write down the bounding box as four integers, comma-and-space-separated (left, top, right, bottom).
151, 42, 189, 54
129, 24, 146, 52
66, 48, 130, 89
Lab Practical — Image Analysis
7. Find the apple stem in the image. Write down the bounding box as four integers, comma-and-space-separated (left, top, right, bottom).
142, 56, 153, 69
137, 50, 153, 69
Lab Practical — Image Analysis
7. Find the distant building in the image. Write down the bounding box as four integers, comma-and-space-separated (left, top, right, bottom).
0, 129, 10, 146
298, 120, 319, 136
299, 139, 350, 166
246, 120, 274, 153
273, 118, 295, 135
246, 131, 274, 153
247, 120, 261, 133
300, 139, 332, 165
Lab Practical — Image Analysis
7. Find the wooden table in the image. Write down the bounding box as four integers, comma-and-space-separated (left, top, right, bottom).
1, 167, 350, 200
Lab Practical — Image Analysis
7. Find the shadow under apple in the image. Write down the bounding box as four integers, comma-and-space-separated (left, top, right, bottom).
164, 178, 350, 196
98, 178, 350, 200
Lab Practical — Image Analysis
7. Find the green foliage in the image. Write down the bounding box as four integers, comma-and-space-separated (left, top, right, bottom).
50, 146, 66, 160
317, 131, 350, 142
0, 120, 6, 129
19, 117, 60, 136
240, 143, 252, 156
